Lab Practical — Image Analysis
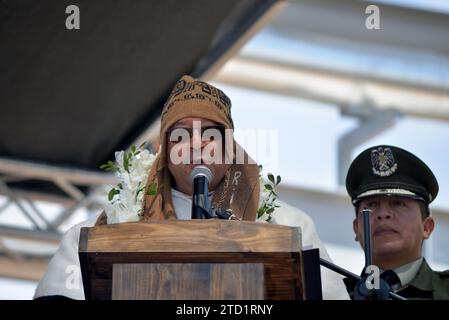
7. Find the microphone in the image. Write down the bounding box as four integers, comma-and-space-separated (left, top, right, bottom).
190, 165, 213, 219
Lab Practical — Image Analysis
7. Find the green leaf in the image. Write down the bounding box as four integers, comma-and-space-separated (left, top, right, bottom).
131, 145, 136, 153
266, 207, 275, 214
99, 160, 118, 172
135, 186, 145, 201
267, 173, 275, 184
276, 175, 281, 185
108, 188, 119, 201
257, 207, 267, 218
257, 203, 267, 214
147, 182, 158, 196
123, 152, 131, 172
264, 184, 273, 191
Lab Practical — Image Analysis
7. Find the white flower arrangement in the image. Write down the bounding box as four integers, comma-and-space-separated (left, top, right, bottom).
101, 145, 281, 224
257, 165, 281, 222
100, 144, 157, 224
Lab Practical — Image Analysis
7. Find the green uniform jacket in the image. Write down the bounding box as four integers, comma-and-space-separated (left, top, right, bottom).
344, 259, 449, 300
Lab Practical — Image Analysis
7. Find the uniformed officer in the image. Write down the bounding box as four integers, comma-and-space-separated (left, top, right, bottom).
345, 145, 449, 299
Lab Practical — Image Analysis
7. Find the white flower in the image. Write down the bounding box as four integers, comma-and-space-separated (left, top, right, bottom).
256, 167, 281, 222
103, 145, 157, 224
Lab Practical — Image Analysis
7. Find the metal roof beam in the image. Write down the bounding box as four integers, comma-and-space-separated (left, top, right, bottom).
0, 157, 116, 186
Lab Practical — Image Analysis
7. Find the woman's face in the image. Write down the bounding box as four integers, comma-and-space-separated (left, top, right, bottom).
166, 117, 229, 195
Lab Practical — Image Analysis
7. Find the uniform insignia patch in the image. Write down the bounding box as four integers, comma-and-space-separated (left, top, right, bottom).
371, 146, 398, 177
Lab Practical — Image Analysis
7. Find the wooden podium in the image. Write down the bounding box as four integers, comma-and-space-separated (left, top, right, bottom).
79, 220, 321, 300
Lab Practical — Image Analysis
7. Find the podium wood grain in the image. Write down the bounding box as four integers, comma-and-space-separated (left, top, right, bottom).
112, 263, 264, 300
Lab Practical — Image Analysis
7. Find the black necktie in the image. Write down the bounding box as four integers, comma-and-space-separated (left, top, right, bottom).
380, 270, 401, 290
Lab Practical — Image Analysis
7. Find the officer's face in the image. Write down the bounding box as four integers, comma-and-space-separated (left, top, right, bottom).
353, 195, 435, 268
166, 117, 229, 196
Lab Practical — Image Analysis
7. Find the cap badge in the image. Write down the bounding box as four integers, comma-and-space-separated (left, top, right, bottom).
371, 147, 398, 177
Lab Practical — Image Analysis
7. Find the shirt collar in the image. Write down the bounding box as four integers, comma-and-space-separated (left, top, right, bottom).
171, 188, 191, 201
393, 257, 423, 288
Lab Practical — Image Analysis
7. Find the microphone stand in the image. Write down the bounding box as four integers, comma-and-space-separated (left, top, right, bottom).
319, 209, 406, 300
319, 258, 406, 300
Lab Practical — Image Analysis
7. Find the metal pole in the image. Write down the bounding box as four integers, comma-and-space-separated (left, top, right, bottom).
363, 208, 372, 268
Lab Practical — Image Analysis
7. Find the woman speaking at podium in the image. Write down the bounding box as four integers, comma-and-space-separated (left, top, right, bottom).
34, 75, 349, 300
